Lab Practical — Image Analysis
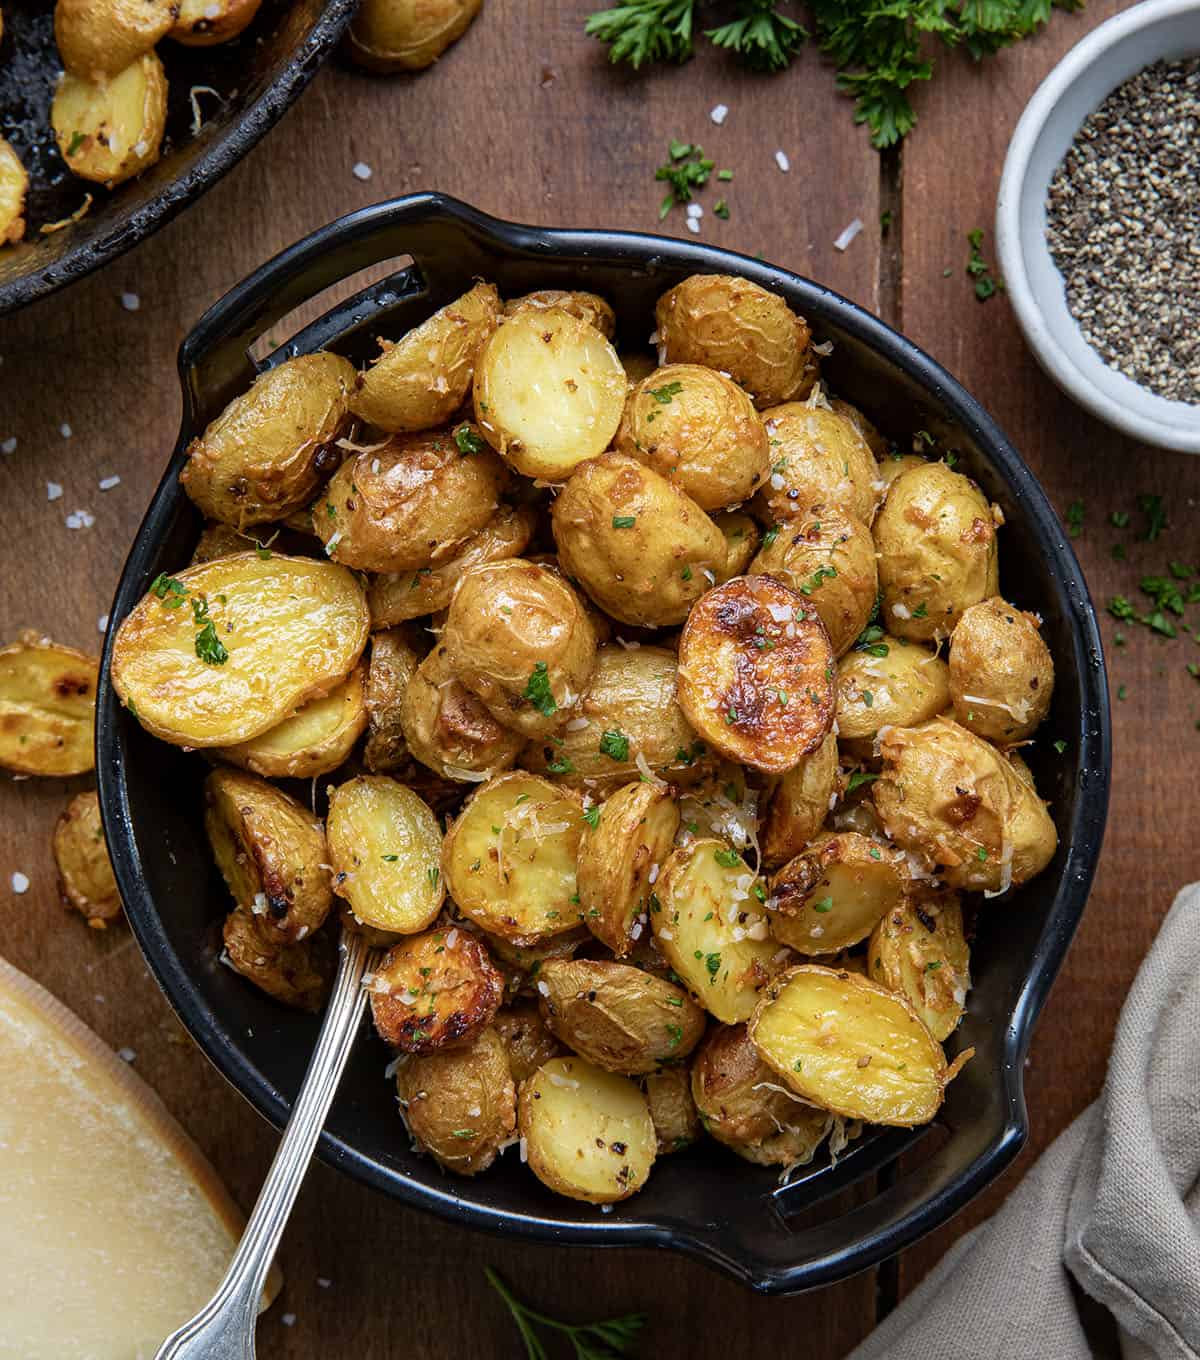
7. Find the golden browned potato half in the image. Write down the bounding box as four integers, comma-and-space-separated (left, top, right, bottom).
0, 632, 97, 776
350, 283, 500, 430
361, 627, 422, 773
53, 791, 121, 928
676, 575, 835, 773
222, 908, 333, 1011
473, 306, 627, 481
654, 274, 816, 408
872, 718, 1058, 894
314, 427, 508, 573
347, 0, 482, 72
399, 645, 523, 781
536, 959, 706, 1074
873, 461, 1000, 641
519, 1056, 655, 1203
644, 1065, 702, 1154
439, 559, 597, 740
576, 780, 679, 955
835, 634, 951, 761
55, 0, 175, 80
52, 52, 167, 188
750, 504, 877, 657
180, 353, 356, 529
868, 893, 970, 1042
492, 1002, 562, 1082
614, 364, 770, 512
169, 0, 262, 45
717, 510, 761, 577
754, 402, 881, 526
111, 554, 369, 748
767, 831, 906, 955
396, 1025, 516, 1175
949, 596, 1054, 741
205, 767, 332, 945
504, 289, 616, 339
551, 452, 729, 628
369, 925, 504, 1053
0, 138, 28, 245
749, 965, 968, 1127
828, 396, 890, 460
760, 730, 839, 869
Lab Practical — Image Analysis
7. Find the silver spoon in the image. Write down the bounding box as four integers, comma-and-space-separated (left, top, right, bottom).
154, 929, 377, 1360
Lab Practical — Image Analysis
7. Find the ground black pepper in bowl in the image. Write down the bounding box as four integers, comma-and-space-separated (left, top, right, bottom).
1046, 57, 1199, 407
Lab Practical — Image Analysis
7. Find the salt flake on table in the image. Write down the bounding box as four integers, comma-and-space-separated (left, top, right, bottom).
710, 103, 729, 125
117, 1047, 136, 1063
120, 292, 140, 312
281, 1313, 296, 1327
774, 150, 790, 173
1, 436, 16, 454
685, 218, 701, 234
46, 481, 63, 501
11, 871, 30, 894
98, 474, 121, 491
833, 218, 864, 252
352, 161, 373, 181
65, 509, 95, 529
60, 423, 72, 438
97, 614, 109, 633
686, 203, 703, 219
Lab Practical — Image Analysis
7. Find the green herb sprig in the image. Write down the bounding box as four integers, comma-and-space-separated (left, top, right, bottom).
486, 1267, 645, 1360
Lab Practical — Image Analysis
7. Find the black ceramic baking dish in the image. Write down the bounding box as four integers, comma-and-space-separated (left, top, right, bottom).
95, 193, 1111, 1295
0, 0, 356, 316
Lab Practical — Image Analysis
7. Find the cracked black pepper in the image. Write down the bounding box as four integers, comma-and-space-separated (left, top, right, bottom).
1046, 58, 1199, 406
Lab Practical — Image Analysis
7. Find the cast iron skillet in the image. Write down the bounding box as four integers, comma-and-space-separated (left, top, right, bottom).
0, 0, 356, 317
95, 193, 1111, 1295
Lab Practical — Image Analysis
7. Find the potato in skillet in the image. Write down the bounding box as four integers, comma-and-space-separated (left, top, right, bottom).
52, 51, 167, 188
753, 400, 881, 526
948, 596, 1054, 742
0, 138, 29, 246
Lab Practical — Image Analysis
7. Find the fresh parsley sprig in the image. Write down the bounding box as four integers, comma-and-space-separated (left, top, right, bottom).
486, 1267, 645, 1360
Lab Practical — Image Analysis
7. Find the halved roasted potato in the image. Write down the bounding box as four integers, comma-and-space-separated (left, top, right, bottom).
504, 289, 616, 338
492, 1002, 563, 1082
576, 780, 679, 955
217, 665, 367, 778
536, 958, 705, 1074
205, 767, 332, 945
676, 575, 835, 773
169, 0, 262, 45
753, 401, 881, 526
53, 791, 121, 928
652, 839, 778, 1024
473, 306, 627, 481
948, 596, 1054, 742
0, 632, 97, 776
835, 634, 951, 761
347, 0, 482, 72
362, 627, 422, 773
55, 0, 175, 81
749, 964, 967, 1127
519, 1056, 656, 1203
644, 1064, 702, 1154
222, 908, 333, 1011
760, 730, 839, 870
717, 511, 761, 577
110, 553, 369, 748
0, 138, 29, 245
326, 775, 444, 933
441, 771, 584, 943
399, 646, 524, 781
868, 893, 970, 1042
52, 52, 167, 188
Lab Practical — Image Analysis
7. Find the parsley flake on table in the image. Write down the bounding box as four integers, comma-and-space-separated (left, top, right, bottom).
486, 1266, 645, 1360
966, 228, 1004, 301
523, 661, 557, 717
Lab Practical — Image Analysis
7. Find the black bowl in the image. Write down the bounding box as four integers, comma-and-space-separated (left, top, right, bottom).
0, 0, 356, 316
96, 193, 1110, 1294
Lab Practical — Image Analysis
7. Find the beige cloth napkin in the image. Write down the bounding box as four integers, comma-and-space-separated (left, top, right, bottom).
847, 883, 1200, 1360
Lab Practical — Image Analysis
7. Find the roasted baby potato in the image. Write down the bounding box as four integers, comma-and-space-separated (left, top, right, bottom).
52, 52, 167, 188
180, 353, 356, 529
868, 893, 970, 1042
676, 575, 835, 773
760, 730, 839, 869
536, 959, 705, 1074
754, 401, 881, 526
767, 831, 906, 955
521, 645, 713, 794
655, 274, 815, 408
644, 1065, 702, 1154
399, 646, 523, 781
111, 554, 369, 748
551, 452, 729, 628
614, 363, 770, 512
55, 0, 175, 80
749, 964, 968, 1127
326, 775, 445, 932
0, 138, 28, 245
442, 771, 584, 943
877, 451, 927, 493
217, 665, 367, 779
576, 780, 679, 955
369, 925, 503, 1053
874, 461, 1000, 641
439, 559, 597, 739
750, 504, 878, 657
690, 1023, 835, 1167
169, 0, 261, 45
717, 510, 761, 576
949, 596, 1054, 741
829, 396, 889, 460
222, 908, 333, 1011
362, 627, 422, 773
505, 289, 616, 338
652, 840, 777, 1024
315, 427, 508, 573
396, 1025, 516, 1174
367, 504, 536, 627
53, 791, 121, 928
351, 283, 500, 430
492, 1002, 562, 1082
835, 635, 951, 760
0, 632, 97, 776
873, 718, 1058, 894
347, 0, 482, 72
519, 1056, 656, 1203
473, 306, 627, 481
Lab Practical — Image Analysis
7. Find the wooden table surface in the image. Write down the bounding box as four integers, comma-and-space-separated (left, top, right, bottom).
2, 1, 1197, 1354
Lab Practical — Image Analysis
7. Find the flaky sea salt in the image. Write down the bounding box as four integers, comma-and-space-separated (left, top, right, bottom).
774, 149, 790, 172
46, 481, 62, 501
65, 509, 95, 530
710, 103, 728, 125
352, 161, 373, 181
98, 474, 121, 491
11, 872, 30, 894
120, 292, 140, 312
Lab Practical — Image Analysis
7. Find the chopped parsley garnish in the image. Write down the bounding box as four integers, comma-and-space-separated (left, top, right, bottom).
861, 689, 874, 708
547, 755, 575, 774
66, 130, 87, 157
846, 771, 878, 793
381, 853, 399, 862
523, 661, 557, 717
681, 565, 693, 581
1138, 493, 1166, 541
704, 951, 722, 981
976, 847, 988, 862
454, 424, 485, 455
912, 601, 928, 619
966, 228, 1004, 302
582, 805, 602, 829
612, 515, 637, 529
1110, 510, 1130, 528
647, 380, 684, 404
812, 897, 833, 913
761, 524, 780, 549
194, 620, 228, 666
150, 573, 187, 607
666, 1023, 683, 1048
599, 729, 630, 761
652, 140, 715, 217
713, 848, 741, 868
450, 1129, 476, 1139
713, 198, 730, 219
855, 623, 888, 657
1053, 739, 1067, 754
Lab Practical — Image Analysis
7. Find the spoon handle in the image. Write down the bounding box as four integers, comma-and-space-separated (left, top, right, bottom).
154, 930, 375, 1360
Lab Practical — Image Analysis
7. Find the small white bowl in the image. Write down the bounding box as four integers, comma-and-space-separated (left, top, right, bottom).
996, 0, 1200, 453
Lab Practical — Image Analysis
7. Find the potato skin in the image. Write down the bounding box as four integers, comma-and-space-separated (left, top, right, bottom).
369, 926, 503, 1053
655, 275, 815, 408
52, 52, 167, 187
169, 0, 262, 45
55, 0, 175, 81
754, 403, 880, 526
868, 893, 970, 1042
552, 452, 728, 628
874, 461, 1000, 641
614, 364, 770, 512
399, 645, 523, 781
644, 1065, 702, 1154
492, 1002, 563, 1082
835, 635, 951, 761
315, 427, 507, 573
222, 908, 333, 1012
760, 729, 839, 870
0, 633, 97, 777
829, 396, 890, 460
949, 596, 1054, 741
347, 0, 482, 72
363, 627, 422, 773
0, 138, 28, 245
505, 289, 616, 338
181, 353, 356, 529
53, 791, 121, 928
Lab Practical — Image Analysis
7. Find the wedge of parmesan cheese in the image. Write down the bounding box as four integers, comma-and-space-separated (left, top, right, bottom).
0, 954, 280, 1357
